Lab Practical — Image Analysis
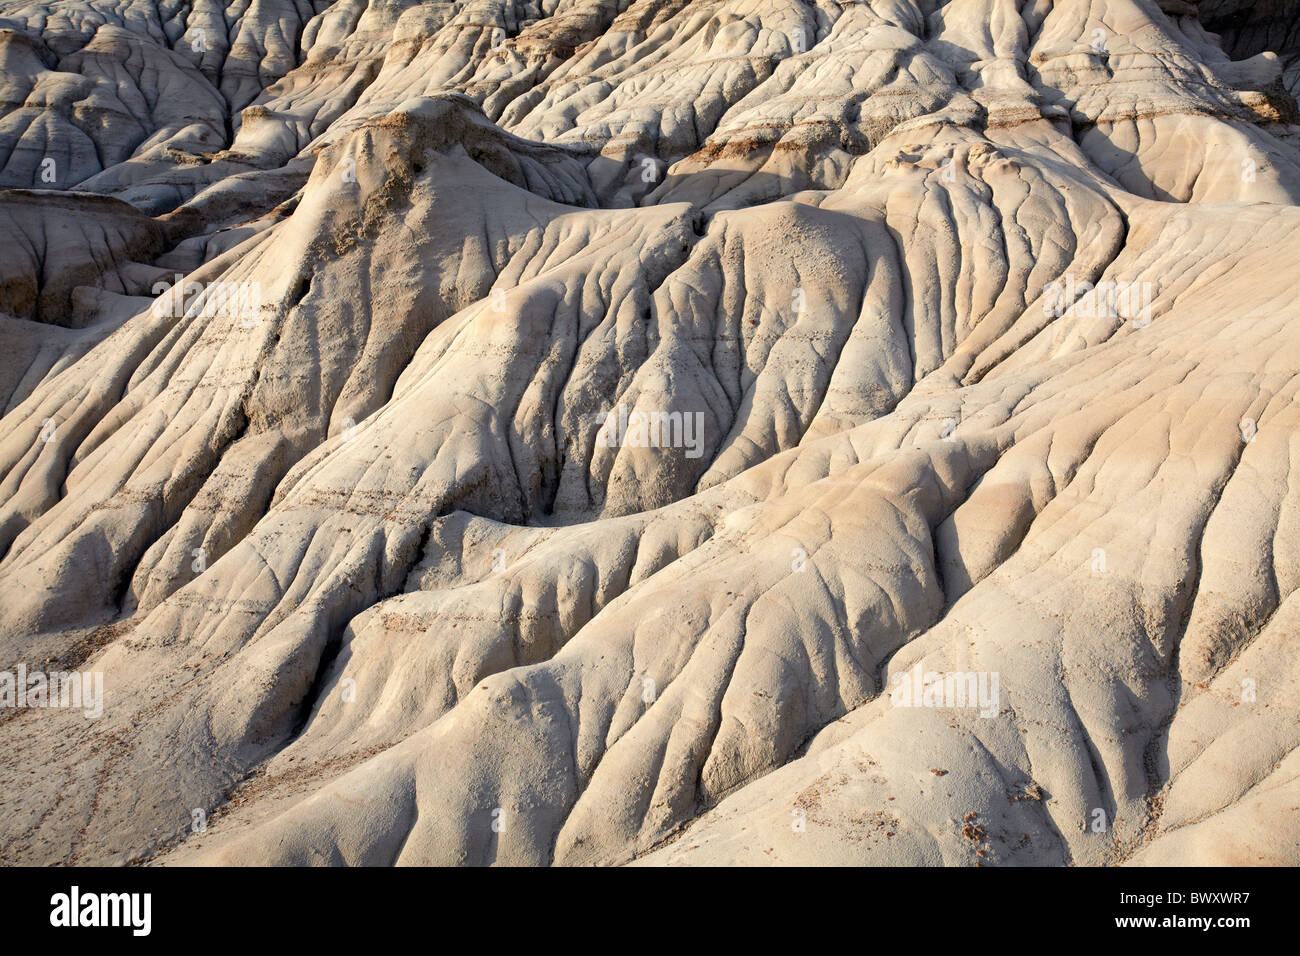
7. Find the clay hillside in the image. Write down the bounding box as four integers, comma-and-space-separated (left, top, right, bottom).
0, 0, 1297, 866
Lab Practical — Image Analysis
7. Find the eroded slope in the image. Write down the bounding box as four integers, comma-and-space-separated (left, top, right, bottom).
0, 0, 1297, 867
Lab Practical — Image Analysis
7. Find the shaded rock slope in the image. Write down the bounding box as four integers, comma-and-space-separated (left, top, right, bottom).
0, 0, 1297, 866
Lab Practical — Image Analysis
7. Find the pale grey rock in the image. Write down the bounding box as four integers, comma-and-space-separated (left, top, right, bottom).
0, 0, 1297, 869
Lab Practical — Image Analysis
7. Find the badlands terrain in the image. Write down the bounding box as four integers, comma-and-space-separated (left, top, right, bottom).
0, 0, 1297, 866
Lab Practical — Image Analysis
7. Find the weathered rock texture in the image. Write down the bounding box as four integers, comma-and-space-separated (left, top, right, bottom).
0, 0, 1297, 867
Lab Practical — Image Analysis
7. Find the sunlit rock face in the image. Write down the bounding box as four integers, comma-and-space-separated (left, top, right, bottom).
0, 0, 1297, 868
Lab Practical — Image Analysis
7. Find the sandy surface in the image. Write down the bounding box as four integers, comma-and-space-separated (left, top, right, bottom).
0, 0, 1297, 866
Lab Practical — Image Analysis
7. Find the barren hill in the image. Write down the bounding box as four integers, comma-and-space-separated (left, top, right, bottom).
0, 0, 1297, 866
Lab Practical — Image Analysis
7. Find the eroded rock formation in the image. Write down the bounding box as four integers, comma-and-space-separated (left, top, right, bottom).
0, 0, 1297, 866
